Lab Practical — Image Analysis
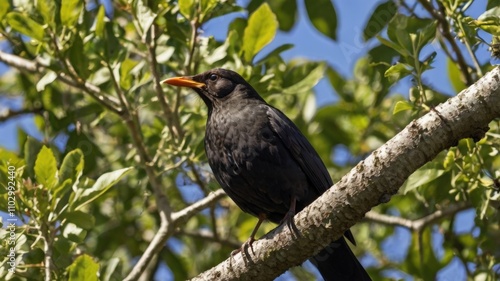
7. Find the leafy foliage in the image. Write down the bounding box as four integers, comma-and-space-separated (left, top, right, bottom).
0, 0, 499, 280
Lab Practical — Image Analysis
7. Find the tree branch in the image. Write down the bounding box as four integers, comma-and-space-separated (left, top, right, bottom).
364, 202, 470, 231
0, 50, 123, 114
178, 229, 241, 249
171, 189, 226, 224
191, 67, 500, 280
0, 107, 44, 122
417, 0, 474, 85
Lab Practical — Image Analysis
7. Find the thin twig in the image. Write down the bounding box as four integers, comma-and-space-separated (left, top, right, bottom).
146, 25, 183, 140
364, 202, 470, 231
0, 50, 123, 114
179, 229, 240, 249
417, 0, 474, 85
0, 107, 44, 122
171, 189, 226, 223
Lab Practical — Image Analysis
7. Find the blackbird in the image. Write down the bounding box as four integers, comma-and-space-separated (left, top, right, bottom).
163, 68, 371, 281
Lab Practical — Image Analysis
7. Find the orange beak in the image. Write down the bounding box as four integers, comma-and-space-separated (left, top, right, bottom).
162, 77, 205, 88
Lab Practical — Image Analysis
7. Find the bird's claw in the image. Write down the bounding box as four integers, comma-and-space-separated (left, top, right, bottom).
231, 237, 256, 257
281, 210, 302, 238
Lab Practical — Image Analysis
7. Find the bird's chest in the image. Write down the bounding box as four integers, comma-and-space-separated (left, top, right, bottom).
204, 106, 278, 177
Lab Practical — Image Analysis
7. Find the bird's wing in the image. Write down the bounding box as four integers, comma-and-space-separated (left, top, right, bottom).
266, 106, 333, 193
267, 106, 357, 245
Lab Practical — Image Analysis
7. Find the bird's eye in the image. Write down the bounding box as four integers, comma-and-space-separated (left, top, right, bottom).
209, 74, 218, 81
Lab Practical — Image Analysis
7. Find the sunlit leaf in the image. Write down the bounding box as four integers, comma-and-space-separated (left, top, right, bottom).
242, 3, 278, 62
36, 0, 58, 28
179, 0, 195, 20
71, 167, 133, 210
61, 0, 83, 27
447, 58, 467, 92
34, 146, 59, 190
393, 100, 413, 114
384, 62, 412, 83
133, 0, 156, 37
36, 71, 57, 92
255, 43, 293, 65
63, 222, 87, 243
0, 0, 10, 20
6, 12, 45, 41
400, 164, 445, 194
68, 254, 99, 281
282, 62, 326, 94
472, 16, 500, 36
94, 5, 106, 38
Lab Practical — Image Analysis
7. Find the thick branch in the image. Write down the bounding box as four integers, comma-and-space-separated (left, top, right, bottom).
191, 67, 500, 280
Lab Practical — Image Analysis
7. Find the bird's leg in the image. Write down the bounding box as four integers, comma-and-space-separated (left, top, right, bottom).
280, 195, 302, 237
232, 213, 266, 256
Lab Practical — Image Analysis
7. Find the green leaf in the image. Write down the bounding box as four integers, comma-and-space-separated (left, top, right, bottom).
248, 0, 297, 31
487, 0, 500, 10
34, 146, 59, 190
404, 228, 441, 279
52, 178, 72, 213
384, 62, 412, 83
179, 0, 195, 20
473, 16, 500, 36
68, 254, 99, 281
363, 1, 397, 41
304, 0, 337, 40
6, 12, 45, 41
94, 5, 106, 38
443, 150, 455, 170
282, 62, 326, 94
199, 0, 218, 22
393, 100, 413, 114
120, 59, 139, 90
71, 167, 133, 210
0, 0, 10, 20
59, 149, 84, 185
270, 0, 297, 31
255, 43, 293, 65
61, 211, 95, 230
61, 0, 83, 27
67, 34, 90, 78
24, 137, 43, 178
326, 66, 347, 99
242, 3, 278, 62
102, 258, 120, 281
133, 0, 157, 38
447, 58, 466, 92
36, 0, 58, 28
36, 71, 57, 92
377, 35, 410, 57
63, 222, 87, 243
400, 164, 445, 194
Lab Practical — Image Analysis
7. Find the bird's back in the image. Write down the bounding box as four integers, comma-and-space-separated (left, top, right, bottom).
204, 98, 320, 223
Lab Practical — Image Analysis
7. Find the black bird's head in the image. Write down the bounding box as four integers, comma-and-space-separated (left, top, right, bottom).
162, 68, 264, 110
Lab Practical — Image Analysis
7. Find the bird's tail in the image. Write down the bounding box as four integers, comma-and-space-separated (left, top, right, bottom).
309, 237, 371, 281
